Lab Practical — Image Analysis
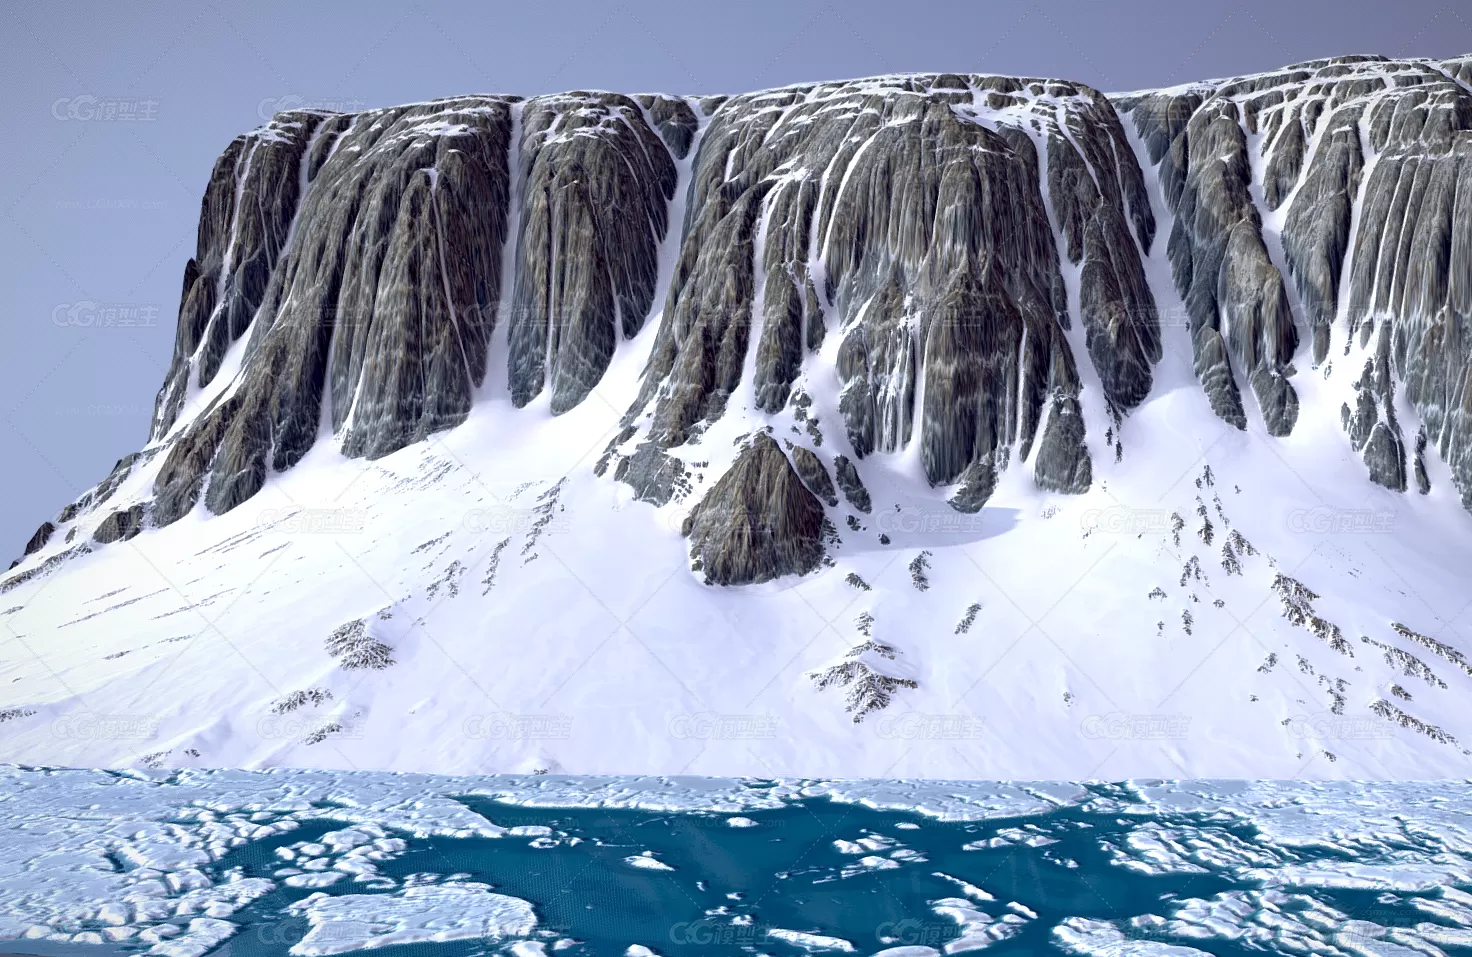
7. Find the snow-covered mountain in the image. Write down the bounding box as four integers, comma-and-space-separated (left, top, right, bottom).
5, 54, 1472, 778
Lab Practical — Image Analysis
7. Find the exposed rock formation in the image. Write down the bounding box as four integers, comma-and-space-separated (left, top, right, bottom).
17, 54, 1472, 584
152, 99, 516, 522
1344, 61, 1472, 506
508, 94, 678, 412
1280, 106, 1362, 360
681, 434, 825, 585
1122, 54, 1472, 498
809, 633, 918, 722
21, 522, 54, 558
638, 94, 699, 160
151, 114, 326, 439
949, 455, 999, 514
1125, 91, 1299, 435
63, 76, 1164, 548
790, 446, 838, 507
1034, 395, 1093, 493
1341, 324, 1409, 491
611, 442, 692, 507
833, 455, 872, 514
627, 74, 1152, 494
93, 505, 146, 544
145, 94, 685, 527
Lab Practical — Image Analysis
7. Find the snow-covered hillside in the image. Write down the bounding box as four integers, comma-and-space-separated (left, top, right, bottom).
4, 55, 1472, 778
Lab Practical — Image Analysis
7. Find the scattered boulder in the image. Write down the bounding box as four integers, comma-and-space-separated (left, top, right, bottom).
1364, 423, 1408, 491
833, 455, 872, 514
949, 455, 998, 514
682, 434, 825, 585
790, 447, 838, 507
92, 505, 147, 545
22, 521, 54, 557
1034, 395, 1093, 494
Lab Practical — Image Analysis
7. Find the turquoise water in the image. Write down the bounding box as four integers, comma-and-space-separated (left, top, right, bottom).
102, 787, 1466, 957
441, 797, 1233, 954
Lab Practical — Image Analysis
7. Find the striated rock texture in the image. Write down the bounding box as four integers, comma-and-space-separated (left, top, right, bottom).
1124, 88, 1299, 436
93, 505, 146, 544
153, 98, 518, 523
111, 75, 1164, 538
145, 94, 689, 526
507, 94, 679, 412
18, 54, 1472, 583
151, 114, 326, 439
627, 74, 1156, 507
21, 522, 54, 558
833, 455, 872, 514
1121, 55, 1472, 498
681, 434, 826, 585
790, 446, 838, 507
1034, 395, 1093, 493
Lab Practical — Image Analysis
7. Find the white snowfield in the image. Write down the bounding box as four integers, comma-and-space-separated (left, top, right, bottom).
3, 65, 1472, 779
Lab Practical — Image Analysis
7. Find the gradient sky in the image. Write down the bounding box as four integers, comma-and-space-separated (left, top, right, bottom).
3, 0, 1470, 554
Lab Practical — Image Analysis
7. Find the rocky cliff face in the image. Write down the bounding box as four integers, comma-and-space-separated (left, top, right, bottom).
12, 55, 1472, 583
1121, 54, 1472, 490
621, 74, 1155, 501
8, 55, 1472, 778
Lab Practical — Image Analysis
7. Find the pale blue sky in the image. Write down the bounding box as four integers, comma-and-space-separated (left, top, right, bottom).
3, 0, 1470, 553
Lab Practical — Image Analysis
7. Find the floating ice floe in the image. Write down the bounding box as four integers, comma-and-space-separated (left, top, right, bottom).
765, 927, 856, 951
1053, 917, 1212, 957
287, 883, 537, 955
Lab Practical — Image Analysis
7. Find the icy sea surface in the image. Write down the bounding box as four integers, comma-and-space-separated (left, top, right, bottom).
3, 770, 1471, 957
